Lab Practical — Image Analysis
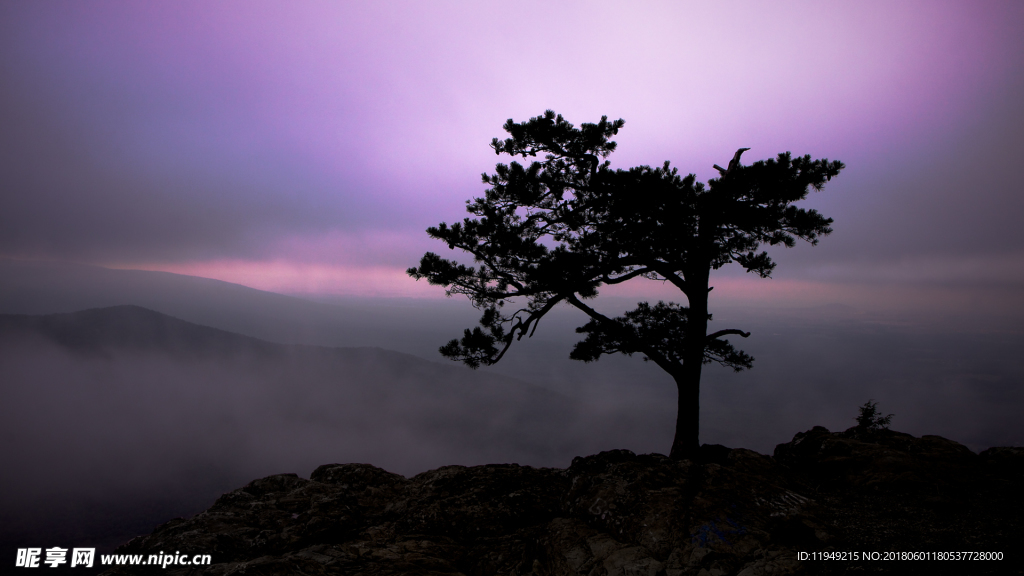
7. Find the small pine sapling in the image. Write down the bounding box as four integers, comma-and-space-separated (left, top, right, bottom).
855, 400, 893, 431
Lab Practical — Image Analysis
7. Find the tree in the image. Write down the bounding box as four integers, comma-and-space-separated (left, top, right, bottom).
408, 110, 844, 460
855, 400, 893, 432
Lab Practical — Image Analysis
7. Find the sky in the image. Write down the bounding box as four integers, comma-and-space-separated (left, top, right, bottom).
2, 1, 1023, 317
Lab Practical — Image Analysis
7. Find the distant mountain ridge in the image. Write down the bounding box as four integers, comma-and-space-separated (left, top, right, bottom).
0, 305, 282, 358
0, 305, 576, 429
0, 258, 481, 358
0, 258, 686, 405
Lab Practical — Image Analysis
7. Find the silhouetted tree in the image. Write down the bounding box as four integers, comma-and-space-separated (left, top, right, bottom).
855, 400, 893, 431
408, 111, 844, 460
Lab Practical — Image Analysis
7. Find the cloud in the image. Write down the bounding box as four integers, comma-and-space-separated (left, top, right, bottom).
137, 260, 435, 298
1, 1, 1022, 305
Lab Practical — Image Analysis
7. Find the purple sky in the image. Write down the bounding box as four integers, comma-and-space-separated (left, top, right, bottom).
2, 1, 1022, 314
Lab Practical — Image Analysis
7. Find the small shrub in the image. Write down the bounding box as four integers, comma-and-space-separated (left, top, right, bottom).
855, 400, 893, 431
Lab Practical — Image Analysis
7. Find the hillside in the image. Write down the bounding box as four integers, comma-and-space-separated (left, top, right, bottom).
0, 304, 281, 357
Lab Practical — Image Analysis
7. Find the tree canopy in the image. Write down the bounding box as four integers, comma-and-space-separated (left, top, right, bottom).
409, 110, 844, 459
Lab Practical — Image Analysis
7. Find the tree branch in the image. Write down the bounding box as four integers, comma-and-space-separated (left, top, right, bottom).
713, 148, 750, 177
602, 267, 653, 285
565, 294, 678, 374
522, 297, 563, 339
707, 329, 751, 340
651, 267, 690, 297
564, 293, 615, 324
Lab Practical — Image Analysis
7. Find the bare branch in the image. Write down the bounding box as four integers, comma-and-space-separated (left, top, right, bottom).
707, 329, 750, 340
602, 267, 653, 285
713, 148, 750, 177
564, 293, 615, 324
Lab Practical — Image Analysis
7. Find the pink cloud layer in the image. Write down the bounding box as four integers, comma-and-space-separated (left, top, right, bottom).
120, 258, 1024, 331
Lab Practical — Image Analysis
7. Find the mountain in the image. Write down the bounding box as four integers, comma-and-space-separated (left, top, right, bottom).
0, 258, 475, 356
102, 428, 1023, 576
0, 304, 281, 357
0, 258, 678, 414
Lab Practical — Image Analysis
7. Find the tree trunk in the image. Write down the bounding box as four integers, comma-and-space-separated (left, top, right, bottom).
669, 269, 710, 461
669, 363, 702, 460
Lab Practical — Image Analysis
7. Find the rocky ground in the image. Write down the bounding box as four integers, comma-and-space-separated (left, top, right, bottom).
103, 427, 1023, 575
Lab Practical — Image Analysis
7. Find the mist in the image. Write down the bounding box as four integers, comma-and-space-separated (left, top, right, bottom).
0, 302, 672, 554
1, 260, 1022, 564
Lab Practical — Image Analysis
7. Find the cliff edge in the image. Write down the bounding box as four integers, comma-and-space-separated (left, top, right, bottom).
103, 428, 1023, 575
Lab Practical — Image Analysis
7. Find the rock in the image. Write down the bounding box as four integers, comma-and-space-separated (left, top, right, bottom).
979, 446, 1024, 475
773, 426, 979, 498
102, 431, 1023, 575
